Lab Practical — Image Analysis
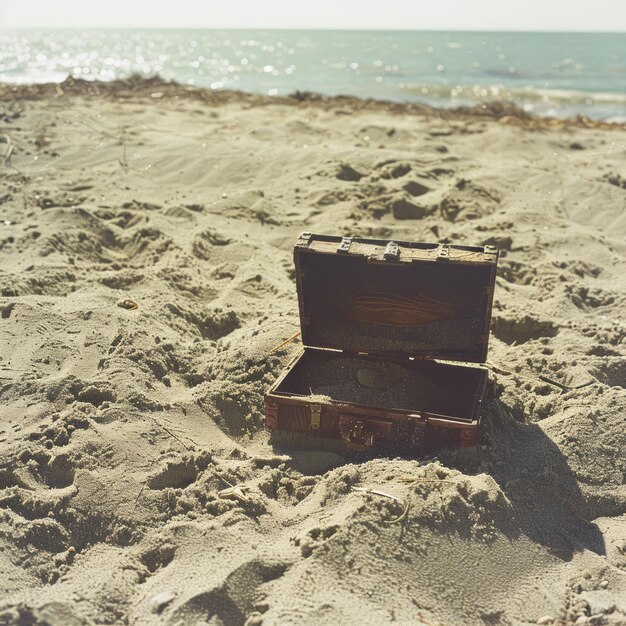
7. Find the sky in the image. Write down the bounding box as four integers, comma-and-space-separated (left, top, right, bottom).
0, 0, 624, 31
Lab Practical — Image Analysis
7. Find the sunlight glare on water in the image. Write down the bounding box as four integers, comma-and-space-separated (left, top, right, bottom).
0, 29, 624, 120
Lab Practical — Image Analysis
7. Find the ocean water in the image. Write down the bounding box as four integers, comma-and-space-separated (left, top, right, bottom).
0, 29, 624, 120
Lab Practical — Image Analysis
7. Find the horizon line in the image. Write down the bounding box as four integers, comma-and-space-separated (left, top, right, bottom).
1, 26, 625, 34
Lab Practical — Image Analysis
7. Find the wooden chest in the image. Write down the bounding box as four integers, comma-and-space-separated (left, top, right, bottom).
265, 233, 499, 454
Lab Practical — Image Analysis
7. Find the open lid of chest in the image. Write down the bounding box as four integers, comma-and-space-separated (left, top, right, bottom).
294, 233, 498, 364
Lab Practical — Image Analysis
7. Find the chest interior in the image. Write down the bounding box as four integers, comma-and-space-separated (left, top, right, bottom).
269, 235, 497, 425
273, 348, 486, 421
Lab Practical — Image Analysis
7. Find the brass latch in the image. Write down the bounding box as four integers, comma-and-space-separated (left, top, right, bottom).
310, 404, 321, 430
340, 420, 375, 451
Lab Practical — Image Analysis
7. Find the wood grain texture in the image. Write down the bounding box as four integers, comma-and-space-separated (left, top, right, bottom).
346, 291, 470, 326
296, 243, 495, 361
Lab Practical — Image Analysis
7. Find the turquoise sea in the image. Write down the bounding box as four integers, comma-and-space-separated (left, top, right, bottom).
0, 29, 624, 120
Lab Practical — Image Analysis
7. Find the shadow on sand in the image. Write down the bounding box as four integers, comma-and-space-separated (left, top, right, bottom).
269, 393, 606, 561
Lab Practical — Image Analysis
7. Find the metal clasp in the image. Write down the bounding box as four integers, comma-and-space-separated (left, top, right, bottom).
310, 404, 321, 430
346, 421, 374, 450
436, 243, 450, 261
383, 241, 400, 261
339, 418, 375, 451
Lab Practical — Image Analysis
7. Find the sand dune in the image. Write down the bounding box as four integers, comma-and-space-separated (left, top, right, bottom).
0, 78, 624, 626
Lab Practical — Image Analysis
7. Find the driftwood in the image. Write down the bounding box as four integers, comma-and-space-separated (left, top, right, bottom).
352, 486, 410, 524
487, 360, 594, 393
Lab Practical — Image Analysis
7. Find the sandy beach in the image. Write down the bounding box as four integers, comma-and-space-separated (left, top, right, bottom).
0, 76, 624, 626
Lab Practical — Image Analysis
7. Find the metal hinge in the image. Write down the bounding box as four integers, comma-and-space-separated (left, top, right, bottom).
337, 237, 352, 254
383, 241, 400, 260
296, 231, 312, 248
